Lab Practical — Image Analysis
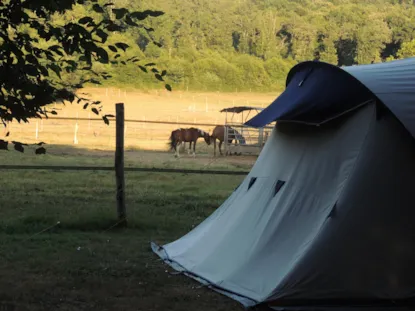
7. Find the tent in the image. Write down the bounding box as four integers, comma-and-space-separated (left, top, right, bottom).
151, 57, 415, 310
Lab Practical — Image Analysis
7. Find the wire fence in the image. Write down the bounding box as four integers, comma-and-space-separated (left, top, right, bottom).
0, 165, 249, 175
3, 115, 273, 153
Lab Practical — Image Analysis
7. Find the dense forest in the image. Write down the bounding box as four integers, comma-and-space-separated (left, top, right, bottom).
46, 0, 415, 91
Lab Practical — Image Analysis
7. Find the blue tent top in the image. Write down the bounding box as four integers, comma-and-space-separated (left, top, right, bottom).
245, 57, 415, 138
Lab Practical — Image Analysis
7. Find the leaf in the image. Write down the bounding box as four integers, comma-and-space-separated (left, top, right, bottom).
5, 131, 10, 137
125, 15, 139, 27
83, 103, 89, 109
104, 114, 115, 118
79, 16, 93, 25
92, 4, 105, 13
144, 10, 164, 17
165, 84, 172, 91
113, 8, 128, 19
114, 54, 121, 59
96, 47, 109, 63
108, 45, 117, 52
145, 62, 156, 66
161, 70, 167, 76
127, 56, 139, 61
50, 111, 58, 115
14, 143, 24, 153
46, 53, 56, 62
130, 10, 164, 20
115, 42, 129, 51
88, 79, 101, 84
106, 23, 124, 32
35, 147, 46, 155
48, 64, 61, 79
26, 54, 39, 65
130, 11, 148, 20
92, 108, 99, 115
39, 66, 49, 77
24, 64, 39, 77
95, 29, 108, 43
138, 65, 147, 73
49, 45, 64, 56
151, 68, 159, 73
102, 115, 109, 125
155, 74, 164, 81
0, 140, 8, 150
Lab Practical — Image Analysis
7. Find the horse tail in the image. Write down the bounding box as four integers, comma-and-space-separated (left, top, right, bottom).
168, 130, 175, 150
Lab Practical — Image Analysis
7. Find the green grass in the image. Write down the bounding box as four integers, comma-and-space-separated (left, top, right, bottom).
0, 148, 248, 311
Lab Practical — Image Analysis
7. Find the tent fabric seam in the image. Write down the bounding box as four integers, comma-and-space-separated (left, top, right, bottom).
331, 103, 377, 206
268, 99, 374, 126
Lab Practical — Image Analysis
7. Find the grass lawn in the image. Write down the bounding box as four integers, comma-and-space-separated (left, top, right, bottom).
0, 147, 251, 311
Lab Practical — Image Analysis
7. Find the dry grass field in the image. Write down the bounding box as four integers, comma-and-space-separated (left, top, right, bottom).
3, 87, 278, 152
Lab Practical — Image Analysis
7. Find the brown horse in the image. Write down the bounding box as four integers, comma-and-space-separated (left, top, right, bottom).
169, 127, 211, 157
210, 125, 246, 156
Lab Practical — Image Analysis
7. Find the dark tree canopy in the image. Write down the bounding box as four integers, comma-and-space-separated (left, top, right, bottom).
0, 0, 170, 152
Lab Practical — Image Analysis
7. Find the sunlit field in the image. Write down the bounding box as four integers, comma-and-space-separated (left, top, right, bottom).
3, 88, 278, 152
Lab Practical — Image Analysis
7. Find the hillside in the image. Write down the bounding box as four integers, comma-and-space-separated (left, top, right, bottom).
57, 0, 415, 92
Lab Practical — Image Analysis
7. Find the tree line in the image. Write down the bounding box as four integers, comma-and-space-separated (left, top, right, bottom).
5, 0, 415, 96
91, 0, 414, 92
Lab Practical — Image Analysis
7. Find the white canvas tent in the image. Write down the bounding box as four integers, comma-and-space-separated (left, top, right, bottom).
152, 57, 415, 310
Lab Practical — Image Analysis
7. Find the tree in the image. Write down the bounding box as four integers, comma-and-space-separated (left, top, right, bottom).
396, 39, 415, 59
0, 0, 171, 153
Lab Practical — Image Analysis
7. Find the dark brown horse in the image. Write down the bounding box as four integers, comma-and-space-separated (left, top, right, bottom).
211, 125, 245, 156
169, 127, 211, 157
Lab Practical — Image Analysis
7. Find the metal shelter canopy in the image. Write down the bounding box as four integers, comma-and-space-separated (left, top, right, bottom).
220, 106, 264, 114
220, 106, 264, 124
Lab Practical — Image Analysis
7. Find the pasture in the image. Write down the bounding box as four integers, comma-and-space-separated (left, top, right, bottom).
0, 89, 272, 310
0, 111, 261, 310
0, 150, 253, 310
2, 88, 277, 152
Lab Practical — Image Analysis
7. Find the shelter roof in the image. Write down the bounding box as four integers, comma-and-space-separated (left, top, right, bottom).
220, 106, 263, 113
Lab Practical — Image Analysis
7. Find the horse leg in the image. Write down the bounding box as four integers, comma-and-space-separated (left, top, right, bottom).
193, 140, 196, 157
176, 141, 181, 158
174, 143, 178, 157
188, 141, 192, 155
173, 144, 177, 157
219, 140, 223, 156
213, 138, 217, 157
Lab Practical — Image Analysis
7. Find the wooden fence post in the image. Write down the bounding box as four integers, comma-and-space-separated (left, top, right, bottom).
115, 103, 126, 226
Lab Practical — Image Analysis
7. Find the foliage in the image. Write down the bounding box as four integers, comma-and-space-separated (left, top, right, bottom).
0, 0, 170, 153
396, 39, 415, 59
97, 0, 414, 92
